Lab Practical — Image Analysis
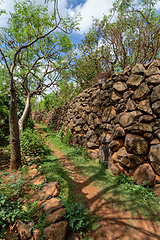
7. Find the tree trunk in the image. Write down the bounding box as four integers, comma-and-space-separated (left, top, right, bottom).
9, 74, 21, 170
19, 94, 31, 134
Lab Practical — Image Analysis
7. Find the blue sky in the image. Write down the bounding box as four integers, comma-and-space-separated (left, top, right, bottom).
1, 0, 160, 45
0, 0, 115, 44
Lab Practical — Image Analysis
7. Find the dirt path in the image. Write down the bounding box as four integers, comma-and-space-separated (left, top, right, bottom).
36, 125, 160, 240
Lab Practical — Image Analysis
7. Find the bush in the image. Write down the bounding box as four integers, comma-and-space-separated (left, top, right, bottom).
62, 200, 90, 235
20, 129, 50, 157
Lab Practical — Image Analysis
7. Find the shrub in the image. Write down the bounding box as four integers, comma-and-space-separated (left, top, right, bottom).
20, 129, 50, 157
62, 200, 90, 235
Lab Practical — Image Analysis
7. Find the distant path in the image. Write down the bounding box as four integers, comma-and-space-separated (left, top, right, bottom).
35, 123, 160, 240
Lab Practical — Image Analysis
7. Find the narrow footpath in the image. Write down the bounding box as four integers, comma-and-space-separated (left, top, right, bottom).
36, 124, 160, 240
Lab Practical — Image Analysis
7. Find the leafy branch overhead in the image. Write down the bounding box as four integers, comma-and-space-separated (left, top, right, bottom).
0, 0, 80, 169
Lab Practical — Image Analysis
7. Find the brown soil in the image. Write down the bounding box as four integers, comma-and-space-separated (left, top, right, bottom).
1, 125, 160, 240
45, 140, 160, 240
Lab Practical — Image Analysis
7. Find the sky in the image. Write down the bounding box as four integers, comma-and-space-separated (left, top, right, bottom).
0, 0, 115, 44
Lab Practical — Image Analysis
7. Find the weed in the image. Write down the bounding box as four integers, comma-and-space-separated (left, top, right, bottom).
20, 129, 51, 157
62, 200, 91, 235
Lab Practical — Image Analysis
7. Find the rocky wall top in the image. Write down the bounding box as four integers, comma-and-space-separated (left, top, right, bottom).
42, 60, 160, 186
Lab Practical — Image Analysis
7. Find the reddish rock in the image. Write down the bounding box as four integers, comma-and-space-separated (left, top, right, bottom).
109, 139, 124, 152
44, 221, 68, 240
4, 227, 19, 240
45, 208, 66, 224
38, 182, 59, 199
131, 163, 155, 186
112, 125, 125, 139
110, 163, 125, 176
39, 198, 63, 214
28, 169, 41, 178
149, 144, 160, 175
32, 175, 47, 186
16, 220, 32, 240
33, 229, 42, 240
125, 134, 148, 155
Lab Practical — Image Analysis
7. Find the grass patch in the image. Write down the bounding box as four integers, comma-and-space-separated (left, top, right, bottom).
39, 124, 160, 222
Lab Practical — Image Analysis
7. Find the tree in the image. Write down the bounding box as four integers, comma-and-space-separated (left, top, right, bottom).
0, 0, 79, 169
74, 0, 160, 86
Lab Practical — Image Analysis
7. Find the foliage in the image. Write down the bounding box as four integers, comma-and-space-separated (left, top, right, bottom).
23, 117, 35, 130
71, 0, 160, 89
62, 200, 90, 234
0, 193, 24, 237
20, 129, 50, 157
38, 79, 81, 112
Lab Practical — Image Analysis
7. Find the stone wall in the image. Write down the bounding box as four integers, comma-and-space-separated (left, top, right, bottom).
41, 60, 160, 186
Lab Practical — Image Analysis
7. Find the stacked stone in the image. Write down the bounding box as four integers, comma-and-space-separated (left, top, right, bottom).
42, 59, 160, 186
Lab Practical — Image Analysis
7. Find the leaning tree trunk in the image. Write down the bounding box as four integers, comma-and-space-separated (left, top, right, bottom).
9, 74, 21, 170
19, 94, 31, 134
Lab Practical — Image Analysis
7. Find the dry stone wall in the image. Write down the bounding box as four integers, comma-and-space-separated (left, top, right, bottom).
42, 60, 160, 186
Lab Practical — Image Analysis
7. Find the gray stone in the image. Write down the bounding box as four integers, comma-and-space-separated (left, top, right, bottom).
113, 81, 128, 92
87, 142, 99, 148
119, 111, 142, 127
145, 75, 160, 86
152, 101, 160, 116
150, 59, 160, 68
145, 66, 160, 77
127, 74, 144, 89
123, 90, 134, 101
100, 133, 112, 144
102, 106, 116, 123
126, 99, 137, 111
124, 123, 152, 134
112, 125, 126, 139
131, 63, 145, 74
139, 115, 156, 123
98, 145, 111, 164
110, 91, 122, 102
151, 85, 160, 103
132, 83, 150, 101
138, 99, 152, 114
125, 134, 148, 155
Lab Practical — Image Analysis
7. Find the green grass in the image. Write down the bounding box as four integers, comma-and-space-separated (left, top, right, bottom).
39, 124, 160, 222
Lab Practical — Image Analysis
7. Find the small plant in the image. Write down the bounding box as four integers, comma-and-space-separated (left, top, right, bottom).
62, 200, 91, 235
20, 129, 50, 157
0, 193, 24, 238
63, 128, 72, 145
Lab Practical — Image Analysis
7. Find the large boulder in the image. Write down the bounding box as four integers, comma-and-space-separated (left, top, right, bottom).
98, 145, 111, 164
127, 74, 144, 89
111, 147, 144, 168
151, 84, 160, 103
130, 163, 155, 186
44, 221, 68, 240
118, 111, 142, 127
149, 144, 160, 175
125, 134, 148, 155
132, 83, 150, 101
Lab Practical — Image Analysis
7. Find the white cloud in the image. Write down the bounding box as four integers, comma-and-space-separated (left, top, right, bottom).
68, 0, 114, 34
